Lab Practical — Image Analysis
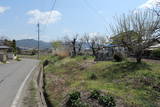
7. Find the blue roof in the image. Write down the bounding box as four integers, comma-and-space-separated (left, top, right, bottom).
103, 44, 117, 47
0, 45, 9, 49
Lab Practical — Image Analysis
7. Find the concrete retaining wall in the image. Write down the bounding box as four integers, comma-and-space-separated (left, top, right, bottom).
34, 65, 47, 107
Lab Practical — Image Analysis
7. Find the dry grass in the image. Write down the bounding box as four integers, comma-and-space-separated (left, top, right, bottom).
43, 56, 160, 107
53, 50, 70, 58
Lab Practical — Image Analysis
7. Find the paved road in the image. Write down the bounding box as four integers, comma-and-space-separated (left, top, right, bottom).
0, 59, 39, 107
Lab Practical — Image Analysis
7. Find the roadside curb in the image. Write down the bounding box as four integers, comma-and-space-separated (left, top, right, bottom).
34, 64, 47, 107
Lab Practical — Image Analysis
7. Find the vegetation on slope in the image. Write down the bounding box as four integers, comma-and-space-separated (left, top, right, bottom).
42, 55, 160, 107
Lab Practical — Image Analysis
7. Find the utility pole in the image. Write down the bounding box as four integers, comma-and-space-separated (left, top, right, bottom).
37, 23, 40, 59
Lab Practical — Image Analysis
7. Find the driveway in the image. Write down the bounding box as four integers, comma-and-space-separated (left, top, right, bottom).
0, 59, 39, 107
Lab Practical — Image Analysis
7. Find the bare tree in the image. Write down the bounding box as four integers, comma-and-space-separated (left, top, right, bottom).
152, 1, 160, 16
63, 34, 79, 56
110, 10, 160, 63
84, 33, 106, 57
71, 34, 78, 56
152, 1, 160, 43
77, 37, 85, 54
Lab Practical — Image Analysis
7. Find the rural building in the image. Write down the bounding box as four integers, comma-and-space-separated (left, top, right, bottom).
95, 44, 127, 61
150, 44, 160, 50
0, 40, 15, 62
0, 45, 9, 62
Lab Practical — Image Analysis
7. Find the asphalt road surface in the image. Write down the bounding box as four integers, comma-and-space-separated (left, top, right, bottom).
0, 59, 39, 107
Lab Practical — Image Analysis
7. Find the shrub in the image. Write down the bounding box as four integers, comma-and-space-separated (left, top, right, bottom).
113, 52, 123, 62
83, 56, 87, 60
69, 91, 81, 101
90, 90, 100, 99
15, 56, 21, 61
31, 49, 37, 55
2, 61, 7, 64
151, 49, 160, 58
66, 91, 88, 107
43, 60, 49, 67
90, 73, 98, 80
98, 95, 116, 107
153, 83, 160, 92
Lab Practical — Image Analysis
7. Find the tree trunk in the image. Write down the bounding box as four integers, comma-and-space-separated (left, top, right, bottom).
73, 46, 76, 56
136, 51, 142, 63
72, 39, 77, 56
92, 48, 96, 57
136, 57, 142, 63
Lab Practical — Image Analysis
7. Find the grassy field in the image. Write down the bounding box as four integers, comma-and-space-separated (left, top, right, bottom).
42, 55, 160, 107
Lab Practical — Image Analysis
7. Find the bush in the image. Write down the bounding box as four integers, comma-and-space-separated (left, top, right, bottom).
83, 55, 93, 60
113, 52, 123, 62
69, 91, 81, 101
98, 95, 116, 107
15, 56, 21, 61
83, 56, 87, 60
66, 91, 87, 107
151, 49, 160, 58
90, 90, 100, 99
31, 49, 37, 55
43, 60, 49, 67
90, 90, 116, 107
90, 73, 98, 80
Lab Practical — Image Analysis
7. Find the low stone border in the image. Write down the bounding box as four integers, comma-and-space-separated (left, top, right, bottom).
34, 64, 47, 107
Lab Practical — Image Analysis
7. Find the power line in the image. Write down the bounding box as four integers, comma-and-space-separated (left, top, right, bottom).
36, 0, 57, 48
82, 0, 108, 28
42, 0, 57, 32
35, 0, 57, 59
46, 0, 57, 24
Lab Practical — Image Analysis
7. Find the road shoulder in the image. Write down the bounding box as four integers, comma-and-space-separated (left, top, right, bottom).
12, 63, 39, 107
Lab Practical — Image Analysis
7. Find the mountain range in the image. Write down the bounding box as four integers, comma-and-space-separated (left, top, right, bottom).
16, 39, 52, 49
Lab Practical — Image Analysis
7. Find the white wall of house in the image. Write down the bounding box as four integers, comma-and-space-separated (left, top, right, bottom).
0, 50, 7, 62
7, 53, 14, 59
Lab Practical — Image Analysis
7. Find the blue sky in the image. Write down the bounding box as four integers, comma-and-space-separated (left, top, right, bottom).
0, 0, 156, 42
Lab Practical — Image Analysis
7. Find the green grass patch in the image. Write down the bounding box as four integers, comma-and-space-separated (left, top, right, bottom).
43, 56, 160, 106
23, 80, 38, 107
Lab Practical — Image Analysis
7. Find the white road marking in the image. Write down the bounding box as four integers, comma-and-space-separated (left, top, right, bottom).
10, 65, 37, 107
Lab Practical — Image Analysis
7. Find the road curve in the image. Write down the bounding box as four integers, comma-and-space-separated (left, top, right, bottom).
0, 59, 39, 107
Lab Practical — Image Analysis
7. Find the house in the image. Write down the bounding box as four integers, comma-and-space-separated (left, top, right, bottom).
143, 42, 160, 58
150, 44, 160, 50
95, 44, 127, 61
0, 45, 9, 62
0, 40, 15, 62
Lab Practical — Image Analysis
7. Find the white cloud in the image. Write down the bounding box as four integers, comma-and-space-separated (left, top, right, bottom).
89, 32, 101, 38
139, 0, 160, 9
27, 9, 62, 25
0, 6, 10, 14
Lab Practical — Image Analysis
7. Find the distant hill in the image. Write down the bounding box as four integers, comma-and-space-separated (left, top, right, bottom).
16, 39, 52, 49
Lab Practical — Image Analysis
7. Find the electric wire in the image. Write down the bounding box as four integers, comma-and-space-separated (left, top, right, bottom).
82, 0, 108, 29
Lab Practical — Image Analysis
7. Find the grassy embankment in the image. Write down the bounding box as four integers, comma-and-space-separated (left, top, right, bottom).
42, 55, 160, 107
